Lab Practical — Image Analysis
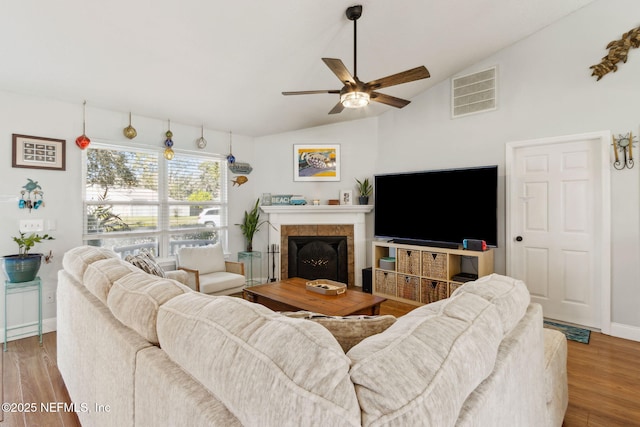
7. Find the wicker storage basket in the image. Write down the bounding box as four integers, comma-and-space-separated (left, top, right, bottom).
448, 281, 463, 297
422, 251, 447, 279
397, 275, 420, 301
375, 270, 397, 296
421, 279, 448, 304
397, 249, 421, 275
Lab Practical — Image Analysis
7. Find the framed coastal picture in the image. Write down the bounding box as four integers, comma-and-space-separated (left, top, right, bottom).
12, 134, 66, 171
293, 144, 340, 181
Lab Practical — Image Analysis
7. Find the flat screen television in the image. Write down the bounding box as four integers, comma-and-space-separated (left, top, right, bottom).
374, 165, 498, 247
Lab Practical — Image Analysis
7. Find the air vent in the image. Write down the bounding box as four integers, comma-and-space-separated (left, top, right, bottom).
451, 66, 497, 118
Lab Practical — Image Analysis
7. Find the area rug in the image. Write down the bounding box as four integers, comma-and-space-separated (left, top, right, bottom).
544, 320, 591, 344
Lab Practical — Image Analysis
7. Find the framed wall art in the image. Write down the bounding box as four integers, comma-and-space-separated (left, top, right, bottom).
339, 189, 353, 205
293, 144, 340, 181
12, 134, 66, 171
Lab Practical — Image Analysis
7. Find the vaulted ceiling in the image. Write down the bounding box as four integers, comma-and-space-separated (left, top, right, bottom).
0, 1, 595, 137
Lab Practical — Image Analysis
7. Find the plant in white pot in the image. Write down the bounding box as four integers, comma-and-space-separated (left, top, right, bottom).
355, 177, 373, 205
3, 232, 54, 283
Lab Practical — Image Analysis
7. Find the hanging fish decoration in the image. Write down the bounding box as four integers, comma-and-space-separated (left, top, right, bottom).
231, 175, 248, 186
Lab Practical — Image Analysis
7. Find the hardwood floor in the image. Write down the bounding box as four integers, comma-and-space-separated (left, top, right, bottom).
2, 299, 639, 426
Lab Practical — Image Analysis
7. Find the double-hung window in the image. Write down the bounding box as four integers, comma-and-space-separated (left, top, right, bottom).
83, 142, 227, 258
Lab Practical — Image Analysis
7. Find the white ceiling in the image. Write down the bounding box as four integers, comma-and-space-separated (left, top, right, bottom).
0, 1, 595, 137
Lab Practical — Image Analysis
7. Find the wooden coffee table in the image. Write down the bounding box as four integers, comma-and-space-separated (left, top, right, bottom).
243, 277, 386, 316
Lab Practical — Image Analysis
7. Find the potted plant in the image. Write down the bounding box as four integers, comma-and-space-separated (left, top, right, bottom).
236, 198, 268, 252
355, 177, 373, 205
3, 232, 54, 283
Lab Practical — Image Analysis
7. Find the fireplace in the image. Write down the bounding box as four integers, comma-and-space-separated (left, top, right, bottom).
260, 205, 373, 287
288, 236, 348, 283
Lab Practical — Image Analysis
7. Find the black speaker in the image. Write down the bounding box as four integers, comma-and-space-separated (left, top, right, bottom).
362, 267, 372, 293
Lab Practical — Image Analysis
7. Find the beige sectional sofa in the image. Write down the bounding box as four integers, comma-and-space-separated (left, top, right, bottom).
57, 245, 567, 426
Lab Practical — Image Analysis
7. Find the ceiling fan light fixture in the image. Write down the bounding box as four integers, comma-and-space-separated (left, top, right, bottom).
341, 91, 370, 108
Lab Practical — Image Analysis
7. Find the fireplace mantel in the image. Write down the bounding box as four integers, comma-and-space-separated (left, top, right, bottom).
261, 205, 373, 287
260, 205, 373, 215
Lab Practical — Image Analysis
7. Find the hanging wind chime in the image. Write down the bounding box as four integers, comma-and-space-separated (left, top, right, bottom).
75, 100, 91, 149
196, 125, 207, 149
163, 119, 175, 160
226, 131, 235, 164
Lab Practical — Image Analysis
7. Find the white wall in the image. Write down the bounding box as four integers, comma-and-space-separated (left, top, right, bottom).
255, 0, 640, 337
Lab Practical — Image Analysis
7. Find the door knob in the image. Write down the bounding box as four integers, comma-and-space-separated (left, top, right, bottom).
515, 236, 523, 242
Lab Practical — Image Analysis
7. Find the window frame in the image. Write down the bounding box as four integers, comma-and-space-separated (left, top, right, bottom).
82, 140, 229, 258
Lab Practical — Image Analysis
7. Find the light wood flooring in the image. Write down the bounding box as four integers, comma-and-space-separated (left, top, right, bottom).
2, 299, 639, 426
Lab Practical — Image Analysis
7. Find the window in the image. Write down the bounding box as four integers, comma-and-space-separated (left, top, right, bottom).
83, 142, 227, 258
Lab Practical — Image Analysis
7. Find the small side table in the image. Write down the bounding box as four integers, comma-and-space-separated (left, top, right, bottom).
4, 277, 42, 351
238, 251, 262, 286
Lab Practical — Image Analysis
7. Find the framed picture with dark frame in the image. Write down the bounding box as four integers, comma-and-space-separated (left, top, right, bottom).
293, 144, 340, 181
12, 134, 66, 171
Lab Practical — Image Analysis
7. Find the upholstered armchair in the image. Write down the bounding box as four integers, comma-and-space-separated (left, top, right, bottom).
176, 243, 246, 296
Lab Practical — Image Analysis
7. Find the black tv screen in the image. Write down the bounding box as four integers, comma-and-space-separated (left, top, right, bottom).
374, 165, 498, 247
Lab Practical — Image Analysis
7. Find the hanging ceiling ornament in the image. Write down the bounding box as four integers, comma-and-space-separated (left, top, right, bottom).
123, 112, 137, 139
75, 100, 91, 149
163, 119, 175, 160
226, 131, 235, 164
196, 125, 207, 149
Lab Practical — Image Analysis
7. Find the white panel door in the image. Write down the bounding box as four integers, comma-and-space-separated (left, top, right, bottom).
506, 132, 611, 330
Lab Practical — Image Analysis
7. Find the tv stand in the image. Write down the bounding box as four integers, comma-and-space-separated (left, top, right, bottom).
372, 241, 494, 306
390, 239, 459, 249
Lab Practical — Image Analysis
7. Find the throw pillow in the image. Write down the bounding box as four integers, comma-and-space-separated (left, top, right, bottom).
282, 311, 397, 352
125, 250, 166, 278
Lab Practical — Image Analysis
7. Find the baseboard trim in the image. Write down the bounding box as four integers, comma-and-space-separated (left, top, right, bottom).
610, 322, 640, 342
1, 317, 56, 343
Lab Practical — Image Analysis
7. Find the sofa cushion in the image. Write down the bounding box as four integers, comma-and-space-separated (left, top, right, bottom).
451, 273, 530, 334
83, 257, 140, 304
107, 272, 192, 344
62, 245, 120, 283
282, 311, 397, 353
198, 271, 245, 295
157, 293, 360, 426
347, 292, 503, 427
124, 250, 166, 278
176, 243, 225, 275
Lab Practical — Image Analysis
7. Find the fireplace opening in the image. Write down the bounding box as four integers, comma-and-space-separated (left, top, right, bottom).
288, 236, 348, 284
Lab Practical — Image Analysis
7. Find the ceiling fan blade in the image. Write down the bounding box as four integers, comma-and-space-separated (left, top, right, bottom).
282, 90, 341, 95
370, 92, 411, 108
328, 101, 345, 115
322, 58, 356, 85
366, 66, 430, 90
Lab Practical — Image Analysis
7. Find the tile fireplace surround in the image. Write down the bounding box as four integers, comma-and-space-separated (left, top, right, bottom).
260, 205, 374, 287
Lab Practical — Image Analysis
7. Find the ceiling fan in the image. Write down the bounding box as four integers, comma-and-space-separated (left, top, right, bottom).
282, 5, 430, 114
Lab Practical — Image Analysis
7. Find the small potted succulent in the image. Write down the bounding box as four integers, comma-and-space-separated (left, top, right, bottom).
355, 177, 373, 205
3, 232, 54, 283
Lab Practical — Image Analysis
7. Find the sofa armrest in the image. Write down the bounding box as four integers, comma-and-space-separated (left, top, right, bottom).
178, 267, 201, 292
225, 261, 245, 276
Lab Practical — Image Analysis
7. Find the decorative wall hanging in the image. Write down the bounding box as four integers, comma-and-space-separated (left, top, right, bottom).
226, 131, 235, 164
123, 112, 137, 139
293, 144, 340, 181
196, 125, 207, 149
12, 134, 66, 171
590, 25, 640, 81
229, 162, 253, 174
75, 100, 91, 149
612, 132, 636, 170
163, 119, 175, 160
19, 178, 45, 211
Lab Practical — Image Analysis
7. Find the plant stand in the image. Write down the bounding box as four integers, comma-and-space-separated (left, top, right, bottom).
238, 251, 262, 286
4, 277, 42, 351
